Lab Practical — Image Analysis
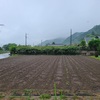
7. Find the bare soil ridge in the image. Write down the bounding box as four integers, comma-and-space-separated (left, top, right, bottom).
0, 55, 100, 94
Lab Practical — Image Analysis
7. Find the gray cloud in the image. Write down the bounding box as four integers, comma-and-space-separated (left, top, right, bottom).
0, 0, 100, 46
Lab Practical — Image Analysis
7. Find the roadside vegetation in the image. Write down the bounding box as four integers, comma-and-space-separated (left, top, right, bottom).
91, 56, 100, 60
0, 43, 16, 54
7, 38, 100, 57
0, 47, 8, 54
0, 37, 100, 57
10, 45, 80, 55
0, 87, 100, 100
0, 50, 8, 54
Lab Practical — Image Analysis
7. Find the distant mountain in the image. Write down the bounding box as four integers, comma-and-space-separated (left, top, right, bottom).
38, 25, 100, 46
63, 32, 83, 45
63, 25, 100, 45
40, 38, 66, 46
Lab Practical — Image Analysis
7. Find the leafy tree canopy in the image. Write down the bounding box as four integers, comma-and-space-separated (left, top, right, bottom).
80, 40, 86, 47
2, 43, 17, 51
88, 39, 100, 51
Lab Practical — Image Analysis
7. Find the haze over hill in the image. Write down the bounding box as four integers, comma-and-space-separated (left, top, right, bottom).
41, 25, 100, 45
63, 25, 100, 45
39, 38, 66, 46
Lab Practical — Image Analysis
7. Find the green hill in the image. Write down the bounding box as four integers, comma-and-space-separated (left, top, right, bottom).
40, 38, 66, 46
63, 25, 100, 45
63, 32, 83, 45
39, 25, 100, 46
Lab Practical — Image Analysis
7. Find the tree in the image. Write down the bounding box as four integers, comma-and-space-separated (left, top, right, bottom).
98, 45, 100, 55
52, 42, 55, 45
79, 40, 87, 50
0, 47, 2, 50
80, 40, 86, 47
2, 43, 17, 51
2, 44, 9, 50
9, 46, 17, 55
88, 39, 100, 51
88, 39, 100, 57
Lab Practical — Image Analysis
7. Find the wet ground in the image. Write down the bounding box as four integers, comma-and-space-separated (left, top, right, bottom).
0, 53, 10, 59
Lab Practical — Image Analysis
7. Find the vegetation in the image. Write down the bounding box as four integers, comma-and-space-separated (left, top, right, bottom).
1, 25, 100, 100
30, 25, 100, 46
88, 38, 100, 57
0, 47, 2, 50
10, 45, 80, 55
0, 50, 8, 54
0, 25, 100, 56
54, 83, 57, 100
1, 26, 100, 56
0, 94, 5, 99
9, 38, 100, 56
80, 40, 86, 47
0, 43, 17, 54
72, 94, 79, 100
88, 39, 100, 51
0, 92, 99, 100
2, 43, 17, 51
91, 56, 100, 60
63, 25, 100, 45
39, 94, 51, 100
0, 46, 5, 54
24, 89, 33, 96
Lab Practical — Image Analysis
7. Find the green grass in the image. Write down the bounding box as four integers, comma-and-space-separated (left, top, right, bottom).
0, 50, 9, 54
54, 83, 57, 100
39, 94, 51, 100
0, 95, 5, 99
91, 56, 100, 60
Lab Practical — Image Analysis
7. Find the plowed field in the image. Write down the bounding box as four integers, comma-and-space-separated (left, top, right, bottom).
0, 55, 100, 93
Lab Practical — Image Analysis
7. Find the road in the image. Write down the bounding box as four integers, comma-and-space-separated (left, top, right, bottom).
0, 53, 10, 59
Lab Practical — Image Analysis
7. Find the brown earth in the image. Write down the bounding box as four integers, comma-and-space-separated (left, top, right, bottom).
0, 55, 100, 94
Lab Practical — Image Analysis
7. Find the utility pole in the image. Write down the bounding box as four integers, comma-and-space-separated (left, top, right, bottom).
25, 33, 27, 46
70, 29, 72, 46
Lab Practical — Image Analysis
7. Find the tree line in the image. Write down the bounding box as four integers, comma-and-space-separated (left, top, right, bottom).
0, 38, 100, 56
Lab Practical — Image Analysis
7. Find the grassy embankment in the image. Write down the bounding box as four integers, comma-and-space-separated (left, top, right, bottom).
0, 50, 9, 54
91, 56, 100, 60
0, 83, 100, 100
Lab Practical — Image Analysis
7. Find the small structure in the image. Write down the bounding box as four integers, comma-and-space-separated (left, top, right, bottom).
47, 44, 64, 46
80, 51, 95, 56
86, 51, 96, 56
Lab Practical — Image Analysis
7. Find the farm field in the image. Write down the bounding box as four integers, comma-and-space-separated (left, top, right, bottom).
0, 55, 100, 95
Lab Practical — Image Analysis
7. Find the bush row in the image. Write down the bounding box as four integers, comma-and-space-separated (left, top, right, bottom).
10, 45, 80, 55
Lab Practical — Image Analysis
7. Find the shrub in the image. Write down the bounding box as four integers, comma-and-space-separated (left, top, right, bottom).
39, 94, 51, 99
13, 45, 80, 55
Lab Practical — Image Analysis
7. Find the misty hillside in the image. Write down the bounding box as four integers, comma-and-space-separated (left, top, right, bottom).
39, 25, 100, 46
63, 32, 83, 45
40, 38, 66, 46
63, 25, 100, 45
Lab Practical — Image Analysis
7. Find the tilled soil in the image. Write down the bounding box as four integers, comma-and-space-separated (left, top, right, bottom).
0, 55, 100, 94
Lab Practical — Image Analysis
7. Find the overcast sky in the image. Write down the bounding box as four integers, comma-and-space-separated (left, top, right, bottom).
0, 0, 100, 46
